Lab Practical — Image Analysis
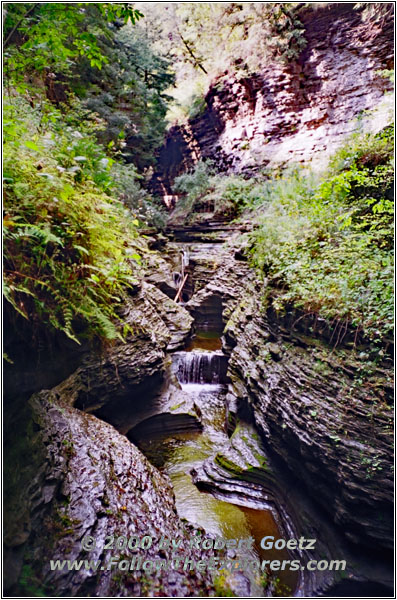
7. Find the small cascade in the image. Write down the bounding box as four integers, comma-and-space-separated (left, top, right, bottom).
172, 351, 228, 385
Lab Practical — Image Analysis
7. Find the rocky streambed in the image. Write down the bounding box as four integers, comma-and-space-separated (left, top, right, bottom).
139, 225, 394, 596
172, 227, 394, 596
4, 224, 394, 597
130, 333, 300, 597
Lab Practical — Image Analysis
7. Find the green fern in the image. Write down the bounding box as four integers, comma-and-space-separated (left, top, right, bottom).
7, 224, 64, 247
3, 95, 147, 343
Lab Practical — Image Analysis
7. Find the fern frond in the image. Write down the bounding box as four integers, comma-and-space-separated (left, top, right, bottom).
9, 224, 64, 247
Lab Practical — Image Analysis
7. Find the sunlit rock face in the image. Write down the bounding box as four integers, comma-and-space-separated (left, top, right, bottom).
150, 3, 393, 194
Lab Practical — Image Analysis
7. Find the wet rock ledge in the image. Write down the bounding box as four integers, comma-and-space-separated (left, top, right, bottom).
186, 246, 394, 556
4, 392, 215, 597
4, 282, 217, 597
223, 284, 394, 554
183, 242, 394, 594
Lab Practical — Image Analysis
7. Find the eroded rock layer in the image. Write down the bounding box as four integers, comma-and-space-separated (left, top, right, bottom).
178, 233, 394, 592
151, 3, 393, 194
193, 248, 394, 554
4, 283, 201, 597
4, 391, 215, 597
52, 282, 193, 415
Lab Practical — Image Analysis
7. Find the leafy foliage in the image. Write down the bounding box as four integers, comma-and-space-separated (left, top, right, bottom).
3, 2, 179, 346
172, 161, 271, 223
74, 24, 174, 169
4, 3, 173, 172
172, 160, 227, 221
174, 161, 214, 202
3, 3, 143, 78
247, 126, 394, 343
111, 162, 168, 230
3, 97, 145, 343
137, 2, 307, 123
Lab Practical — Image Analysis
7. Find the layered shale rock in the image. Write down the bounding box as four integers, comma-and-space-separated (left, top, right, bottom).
220, 270, 394, 554
3, 282, 198, 596
4, 281, 193, 410
156, 228, 393, 560
4, 392, 215, 597
186, 245, 393, 592
51, 283, 193, 416
150, 3, 393, 194
184, 242, 253, 329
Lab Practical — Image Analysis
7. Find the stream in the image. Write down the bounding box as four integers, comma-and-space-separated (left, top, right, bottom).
133, 329, 299, 597
87, 233, 393, 598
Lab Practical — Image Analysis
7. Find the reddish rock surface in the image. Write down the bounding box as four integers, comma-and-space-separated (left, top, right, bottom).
151, 3, 393, 194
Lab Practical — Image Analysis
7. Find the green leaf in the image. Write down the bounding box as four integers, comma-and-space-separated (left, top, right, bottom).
73, 244, 89, 256
24, 140, 39, 152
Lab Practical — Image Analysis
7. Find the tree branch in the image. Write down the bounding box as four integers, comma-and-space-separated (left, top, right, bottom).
4, 3, 39, 48
179, 34, 208, 75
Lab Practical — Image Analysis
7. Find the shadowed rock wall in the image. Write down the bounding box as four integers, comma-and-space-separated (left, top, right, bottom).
3, 282, 199, 597
4, 392, 216, 597
182, 243, 393, 556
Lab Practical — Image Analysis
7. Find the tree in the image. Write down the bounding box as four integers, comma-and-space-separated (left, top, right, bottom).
3, 3, 143, 83
134, 2, 306, 123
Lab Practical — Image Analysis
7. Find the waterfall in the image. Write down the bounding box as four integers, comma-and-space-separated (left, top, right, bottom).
172, 351, 227, 385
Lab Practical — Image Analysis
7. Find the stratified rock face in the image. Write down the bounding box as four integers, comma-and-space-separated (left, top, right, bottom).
150, 3, 393, 193
3, 282, 199, 597
222, 280, 394, 554
4, 392, 214, 597
185, 244, 393, 555
53, 283, 193, 415
3, 281, 193, 410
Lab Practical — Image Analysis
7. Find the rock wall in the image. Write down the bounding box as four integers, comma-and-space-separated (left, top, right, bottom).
4, 391, 215, 597
53, 283, 193, 412
150, 3, 394, 194
159, 230, 393, 593
5, 225, 393, 595
184, 241, 393, 556
3, 282, 201, 597
224, 292, 394, 554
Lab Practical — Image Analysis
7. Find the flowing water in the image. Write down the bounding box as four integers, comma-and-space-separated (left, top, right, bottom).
184, 331, 222, 352
172, 352, 227, 385
135, 332, 299, 596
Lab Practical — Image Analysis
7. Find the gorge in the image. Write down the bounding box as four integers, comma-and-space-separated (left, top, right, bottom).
3, 3, 394, 598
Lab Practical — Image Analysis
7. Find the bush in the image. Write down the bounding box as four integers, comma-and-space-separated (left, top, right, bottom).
172, 162, 270, 222
247, 126, 394, 343
111, 163, 168, 230
172, 160, 215, 217
174, 160, 214, 197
